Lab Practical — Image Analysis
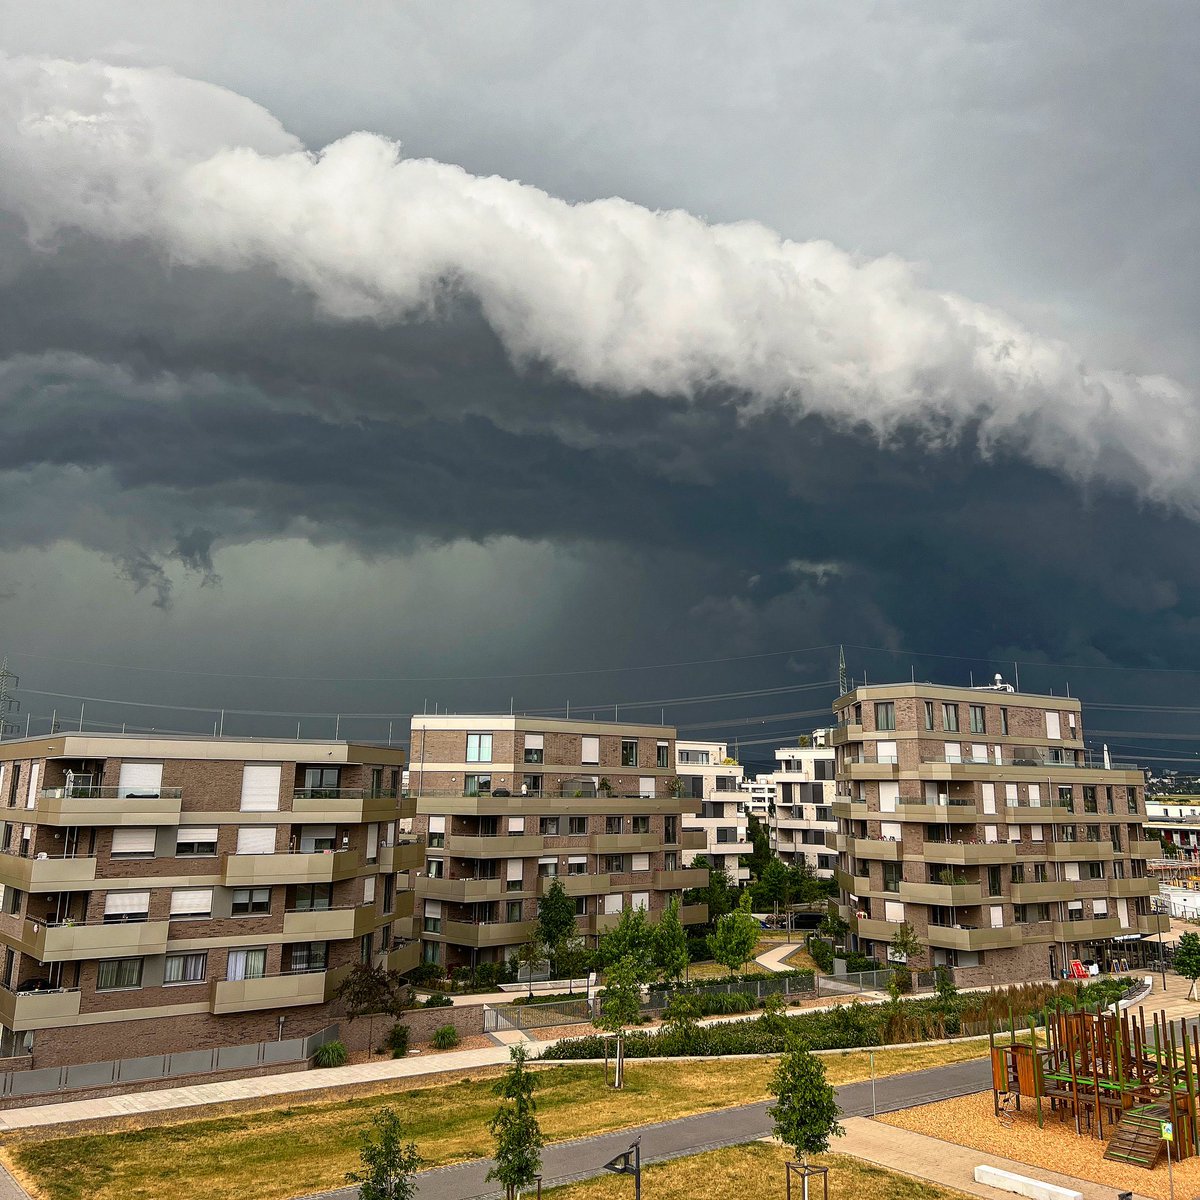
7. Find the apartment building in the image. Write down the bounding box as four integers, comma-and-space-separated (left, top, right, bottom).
0, 734, 419, 1066
828, 682, 1159, 985
408, 716, 708, 971
770, 733, 837, 875
739, 773, 775, 823
676, 740, 749, 884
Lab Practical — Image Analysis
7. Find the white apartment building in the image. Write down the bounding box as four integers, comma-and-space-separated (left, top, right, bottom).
739, 773, 775, 823
1144, 798, 1200, 859
769, 731, 837, 876
676, 740, 750, 884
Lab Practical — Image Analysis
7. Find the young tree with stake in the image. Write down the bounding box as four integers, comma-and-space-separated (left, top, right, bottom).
706, 892, 760, 975
1176, 930, 1200, 1001
487, 1044, 545, 1200
345, 1106, 423, 1200
597, 955, 642, 1089
769, 1040, 844, 1199
652, 895, 689, 986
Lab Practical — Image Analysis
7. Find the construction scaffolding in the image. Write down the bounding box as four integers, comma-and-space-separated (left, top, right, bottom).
990, 1002, 1200, 1170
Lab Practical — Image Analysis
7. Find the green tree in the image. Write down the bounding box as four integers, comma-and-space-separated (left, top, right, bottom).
760, 858, 790, 907
817, 908, 850, 943
707, 893, 761, 975
334, 963, 410, 1058
687, 856, 735, 923
515, 935, 547, 999
934, 966, 962, 1034
598, 906, 654, 980
536, 879, 577, 976
746, 813, 773, 878
1176, 930, 1200, 1001
652, 896, 689, 985
554, 935, 593, 995
597, 955, 643, 1088
889, 920, 925, 969
345, 1106, 423, 1200
486, 1045, 544, 1199
769, 1041, 844, 1188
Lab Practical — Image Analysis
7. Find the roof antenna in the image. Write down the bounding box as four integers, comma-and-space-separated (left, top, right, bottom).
838, 645, 848, 695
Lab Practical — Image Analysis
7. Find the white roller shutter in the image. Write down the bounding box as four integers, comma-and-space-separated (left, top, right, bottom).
989, 905, 1004, 928
508, 816, 524, 834
604, 893, 623, 914
236, 827, 277, 855
984, 825, 998, 844
525, 733, 544, 751
1031, 824, 1044, 842
25, 763, 39, 809
424, 899, 442, 917
631, 853, 650, 871
118, 762, 163, 797
582, 736, 600, 764
1046, 712, 1061, 739
239, 764, 281, 812
881, 821, 902, 840
1028, 784, 1041, 806
972, 744, 988, 763
878, 782, 898, 813
568, 855, 588, 866
631, 892, 649, 911
177, 825, 218, 845
111, 828, 156, 856
506, 859, 524, 882
884, 900, 905, 923
1093, 898, 1108, 917
428, 815, 446, 834
366, 824, 379, 860
981, 784, 996, 815
876, 741, 897, 763
1064, 862, 1080, 881
639, 777, 655, 798
170, 888, 212, 916
364, 875, 376, 903
104, 890, 150, 917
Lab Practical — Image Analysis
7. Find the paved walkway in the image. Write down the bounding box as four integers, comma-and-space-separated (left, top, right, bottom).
301, 1057, 994, 1200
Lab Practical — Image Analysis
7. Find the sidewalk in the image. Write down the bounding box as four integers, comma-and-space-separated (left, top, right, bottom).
838, 1115, 1151, 1200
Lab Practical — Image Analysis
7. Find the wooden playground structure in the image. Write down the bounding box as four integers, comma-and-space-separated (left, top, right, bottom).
990, 1001, 1200, 1170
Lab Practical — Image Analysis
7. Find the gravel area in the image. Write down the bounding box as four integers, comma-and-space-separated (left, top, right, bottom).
879, 1089, 1200, 1200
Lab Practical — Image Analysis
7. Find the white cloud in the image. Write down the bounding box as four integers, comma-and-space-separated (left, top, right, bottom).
2, 54, 1197, 515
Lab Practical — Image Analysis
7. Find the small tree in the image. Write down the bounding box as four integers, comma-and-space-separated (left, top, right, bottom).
597, 955, 642, 1089
707, 893, 760, 975
769, 1041, 844, 1198
652, 896, 689, 985
515, 935, 547, 999
1176, 930, 1200, 1000
688, 858, 735, 923
555, 935, 593, 995
536, 879, 577, 977
889, 920, 925, 969
345, 1106, 423, 1200
335, 963, 409, 1058
598, 906, 654, 981
486, 1045, 544, 1200
817, 908, 849, 944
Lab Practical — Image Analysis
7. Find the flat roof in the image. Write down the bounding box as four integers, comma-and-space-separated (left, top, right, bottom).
411, 714, 676, 737
834, 681, 1082, 711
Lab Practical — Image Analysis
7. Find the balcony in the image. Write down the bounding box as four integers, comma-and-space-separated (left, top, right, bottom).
926, 924, 1026, 952
845, 760, 899, 781
387, 941, 420, 975
542, 873, 611, 897
652, 867, 708, 890
851, 915, 900, 943
1011, 880, 1076, 904
1046, 843, 1116, 862
680, 903, 708, 925
441, 919, 534, 947
824, 832, 848, 854
852, 838, 902, 862
922, 842, 1017, 865
681, 830, 707, 851
835, 867, 870, 896
291, 789, 400, 823
221, 849, 360, 886
1052, 917, 1127, 942
0, 986, 82, 1029
209, 964, 351, 1014
422, 876, 510, 903
590, 833, 661, 854
36, 786, 182, 826
282, 904, 380, 940
1131, 840, 1162, 860
828, 722, 863, 746
0, 853, 97, 892
899, 880, 983, 906
894, 802, 979, 824
1110, 877, 1158, 898
17, 918, 170, 962
443, 834, 544, 858
378, 840, 424, 873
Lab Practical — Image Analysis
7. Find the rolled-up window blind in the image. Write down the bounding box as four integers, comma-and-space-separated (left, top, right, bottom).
236, 827, 276, 855
112, 828, 156, 855
170, 888, 213, 916
239, 764, 281, 812
104, 890, 150, 916
117, 762, 163, 797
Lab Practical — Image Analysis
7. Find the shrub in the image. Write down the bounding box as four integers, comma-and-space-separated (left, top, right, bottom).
806, 936, 834, 973
407, 963, 445, 987
423, 993, 454, 1008
313, 1039, 349, 1068
386, 1023, 410, 1058
431, 1024, 460, 1050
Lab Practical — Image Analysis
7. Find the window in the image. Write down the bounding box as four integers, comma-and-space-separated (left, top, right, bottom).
111, 828, 156, 858
1033, 863, 1048, 883
567, 856, 587, 875
1011, 864, 1025, 884
632, 815, 650, 834
289, 941, 327, 973
1057, 786, 1074, 810
987, 866, 1002, 896
302, 767, 340, 795
176, 827, 218, 856
539, 816, 559, 836
605, 815, 622, 835
426, 857, 444, 879
466, 733, 493, 763
664, 816, 678, 843
521, 775, 542, 796
1083, 786, 1098, 814
1126, 786, 1138, 811
969, 705, 986, 734
621, 739, 638, 767
923, 701, 935, 731
478, 816, 498, 838
97, 958, 143, 990
5, 888, 19, 916
164, 952, 207, 984
291, 884, 333, 911
664, 851, 678, 871
170, 888, 213, 918
104, 891, 150, 922
657, 742, 670, 768
231, 888, 271, 915
941, 703, 959, 732
882, 863, 901, 893
227, 948, 267, 980
581, 736, 600, 765
523, 734, 544, 764
1000, 707, 1009, 735
427, 814, 445, 847
370, 768, 383, 798
568, 816, 587, 835
1088, 861, 1105, 880
464, 774, 492, 796
874, 702, 896, 731
240, 764, 281, 811
507, 900, 523, 922
602, 853, 625, 873
537, 857, 559, 878
360, 933, 374, 964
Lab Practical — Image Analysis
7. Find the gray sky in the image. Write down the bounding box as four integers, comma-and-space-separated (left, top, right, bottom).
1, 3, 1198, 763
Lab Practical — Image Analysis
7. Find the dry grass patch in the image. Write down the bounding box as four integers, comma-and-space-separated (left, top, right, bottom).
4, 1044, 992, 1200
880, 1090, 1200, 1200
546, 1144, 971, 1200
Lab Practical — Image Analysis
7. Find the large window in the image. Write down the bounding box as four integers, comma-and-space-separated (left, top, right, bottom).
291, 884, 333, 911
164, 952, 207, 985
874, 702, 896, 731
464, 774, 492, 796
941, 703, 959, 732
227, 948, 267, 980
232, 888, 271, 915
621, 739, 638, 767
98, 958, 143, 991
289, 941, 328, 973
923, 701, 935, 730
657, 742, 670, 768
303, 767, 340, 795
632, 815, 650, 834
568, 816, 587, 835
523, 734, 544, 764
176, 827, 219, 857
466, 733, 493, 763
969, 705, 986, 734
539, 816, 560, 836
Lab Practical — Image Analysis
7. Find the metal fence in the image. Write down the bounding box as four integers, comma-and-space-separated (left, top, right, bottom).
0, 1025, 340, 1100
485, 998, 592, 1034
645, 968, 936, 1010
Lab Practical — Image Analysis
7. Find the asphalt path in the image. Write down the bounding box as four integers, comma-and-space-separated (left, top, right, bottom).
303, 1056, 991, 1200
